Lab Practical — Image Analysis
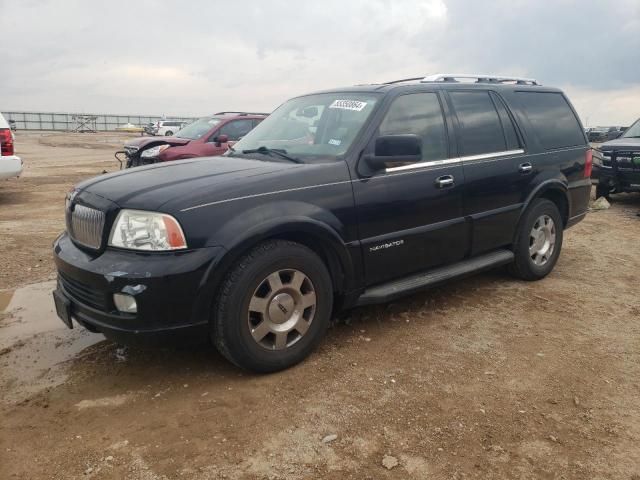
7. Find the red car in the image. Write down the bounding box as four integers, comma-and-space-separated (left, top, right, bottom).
119, 112, 267, 168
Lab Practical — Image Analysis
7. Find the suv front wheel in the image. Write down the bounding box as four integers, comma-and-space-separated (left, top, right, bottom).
212, 240, 333, 372
509, 198, 564, 281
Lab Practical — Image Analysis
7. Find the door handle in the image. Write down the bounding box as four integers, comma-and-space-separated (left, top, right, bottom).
435, 175, 454, 188
519, 162, 533, 174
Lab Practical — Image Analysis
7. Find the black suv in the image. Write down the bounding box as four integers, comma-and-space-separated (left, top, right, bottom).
592, 117, 640, 198
53, 74, 592, 372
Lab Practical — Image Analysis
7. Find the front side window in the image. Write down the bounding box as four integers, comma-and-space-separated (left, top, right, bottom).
449, 91, 507, 156
622, 118, 640, 138
378, 92, 448, 163
231, 93, 381, 161
175, 117, 221, 140
218, 119, 254, 141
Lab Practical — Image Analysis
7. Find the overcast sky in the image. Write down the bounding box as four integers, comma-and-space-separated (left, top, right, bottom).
1, 0, 639, 126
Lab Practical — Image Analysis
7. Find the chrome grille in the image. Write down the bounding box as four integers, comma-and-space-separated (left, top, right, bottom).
67, 204, 105, 249
614, 150, 640, 171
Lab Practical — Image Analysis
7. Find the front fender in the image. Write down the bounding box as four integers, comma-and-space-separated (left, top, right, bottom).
201, 200, 357, 297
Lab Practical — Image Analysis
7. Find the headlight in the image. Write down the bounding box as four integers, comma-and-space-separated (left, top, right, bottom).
140, 144, 170, 158
109, 209, 187, 251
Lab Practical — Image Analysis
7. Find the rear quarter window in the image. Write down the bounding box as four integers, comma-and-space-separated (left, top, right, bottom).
449, 91, 508, 156
515, 92, 585, 149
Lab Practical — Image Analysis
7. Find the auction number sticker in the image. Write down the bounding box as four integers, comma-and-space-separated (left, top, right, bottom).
329, 99, 368, 111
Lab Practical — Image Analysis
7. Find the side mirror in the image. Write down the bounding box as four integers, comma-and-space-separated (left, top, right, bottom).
214, 134, 229, 146
365, 134, 422, 170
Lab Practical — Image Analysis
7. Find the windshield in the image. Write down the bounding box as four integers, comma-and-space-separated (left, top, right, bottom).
622, 118, 640, 138
231, 93, 380, 161
176, 117, 221, 140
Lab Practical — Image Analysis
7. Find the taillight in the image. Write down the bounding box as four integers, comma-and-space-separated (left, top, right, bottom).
584, 148, 593, 178
0, 129, 14, 156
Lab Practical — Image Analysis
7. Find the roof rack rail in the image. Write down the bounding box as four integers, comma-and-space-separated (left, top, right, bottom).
214, 111, 270, 116
382, 77, 426, 85
421, 73, 539, 85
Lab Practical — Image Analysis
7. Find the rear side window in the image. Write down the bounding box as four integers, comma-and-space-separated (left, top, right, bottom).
378, 92, 448, 162
449, 91, 507, 156
515, 92, 585, 149
490, 92, 521, 151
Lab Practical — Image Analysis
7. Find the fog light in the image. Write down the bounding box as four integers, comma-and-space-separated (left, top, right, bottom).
113, 293, 137, 313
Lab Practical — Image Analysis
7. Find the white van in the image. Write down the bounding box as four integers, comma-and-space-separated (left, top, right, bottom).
0, 113, 22, 179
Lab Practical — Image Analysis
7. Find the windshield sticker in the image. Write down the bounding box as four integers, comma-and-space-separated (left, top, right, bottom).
328, 139, 342, 146
329, 100, 367, 112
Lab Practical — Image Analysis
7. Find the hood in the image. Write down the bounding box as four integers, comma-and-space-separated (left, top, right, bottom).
75, 156, 302, 212
124, 136, 191, 149
599, 136, 640, 151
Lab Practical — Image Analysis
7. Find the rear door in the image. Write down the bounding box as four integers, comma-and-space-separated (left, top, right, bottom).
446, 89, 527, 255
352, 91, 468, 286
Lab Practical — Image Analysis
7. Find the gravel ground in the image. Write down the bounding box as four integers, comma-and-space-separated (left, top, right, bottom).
0, 132, 639, 479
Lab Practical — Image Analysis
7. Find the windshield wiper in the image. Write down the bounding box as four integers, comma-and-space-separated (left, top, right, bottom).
242, 146, 302, 164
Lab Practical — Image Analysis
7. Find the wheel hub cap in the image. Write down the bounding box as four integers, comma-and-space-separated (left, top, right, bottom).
529, 214, 556, 266
268, 293, 295, 324
247, 269, 317, 350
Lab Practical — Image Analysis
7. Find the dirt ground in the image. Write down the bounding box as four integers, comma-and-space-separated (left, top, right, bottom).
1, 132, 639, 479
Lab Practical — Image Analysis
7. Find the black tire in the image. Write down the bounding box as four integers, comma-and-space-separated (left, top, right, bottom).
212, 240, 333, 373
595, 182, 612, 200
165, 131, 173, 136
509, 198, 564, 281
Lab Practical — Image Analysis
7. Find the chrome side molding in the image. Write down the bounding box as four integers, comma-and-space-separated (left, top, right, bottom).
386, 149, 525, 173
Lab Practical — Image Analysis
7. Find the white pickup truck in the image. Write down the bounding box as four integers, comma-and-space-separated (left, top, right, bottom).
0, 113, 22, 179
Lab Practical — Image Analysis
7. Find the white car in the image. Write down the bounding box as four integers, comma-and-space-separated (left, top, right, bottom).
0, 113, 22, 179
155, 120, 187, 136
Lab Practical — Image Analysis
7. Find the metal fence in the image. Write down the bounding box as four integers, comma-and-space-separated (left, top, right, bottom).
2, 111, 197, 132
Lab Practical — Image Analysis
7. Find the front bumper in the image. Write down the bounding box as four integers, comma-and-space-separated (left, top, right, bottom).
592, 164, 640, 192
53, 232, 225, 345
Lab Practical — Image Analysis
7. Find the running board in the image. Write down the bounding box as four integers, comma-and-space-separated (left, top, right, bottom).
356, 249, 514, 306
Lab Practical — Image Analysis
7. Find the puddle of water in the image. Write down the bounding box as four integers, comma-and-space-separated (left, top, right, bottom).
0, 280, 104, 403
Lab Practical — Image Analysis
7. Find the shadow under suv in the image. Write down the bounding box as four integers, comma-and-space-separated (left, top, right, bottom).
53, 74, 592, 372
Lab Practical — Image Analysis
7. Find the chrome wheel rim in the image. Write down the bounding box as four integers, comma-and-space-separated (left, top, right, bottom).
529, 214, 556, 266
248, 269, 316, 350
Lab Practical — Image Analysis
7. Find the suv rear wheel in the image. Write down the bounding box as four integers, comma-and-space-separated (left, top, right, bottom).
165, 131, 173, 136
509, 198, 564, 281
212, 240, 333, 372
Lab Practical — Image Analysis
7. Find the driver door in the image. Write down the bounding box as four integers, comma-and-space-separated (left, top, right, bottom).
352, 91, 468, 286
206, 119, 256, 156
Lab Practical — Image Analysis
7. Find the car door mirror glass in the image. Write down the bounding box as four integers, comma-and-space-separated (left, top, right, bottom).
211, 134, 229, 146
365, 134, 422, 170
375, 134, 421, 157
